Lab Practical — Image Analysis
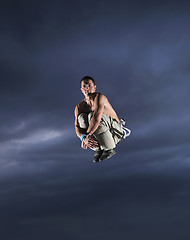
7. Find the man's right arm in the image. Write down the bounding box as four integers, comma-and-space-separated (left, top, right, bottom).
74, 105, 98, 149
74, 105, 83, 139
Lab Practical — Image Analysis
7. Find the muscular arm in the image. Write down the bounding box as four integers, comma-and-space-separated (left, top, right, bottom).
74, 105, 83, 138
87, 93, 106, 136
74, 105, 98, 149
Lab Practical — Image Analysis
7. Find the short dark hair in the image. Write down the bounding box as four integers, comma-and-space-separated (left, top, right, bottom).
80, 76, 96, 85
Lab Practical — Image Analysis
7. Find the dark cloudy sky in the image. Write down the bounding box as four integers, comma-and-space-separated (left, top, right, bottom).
1, 0, 190, 239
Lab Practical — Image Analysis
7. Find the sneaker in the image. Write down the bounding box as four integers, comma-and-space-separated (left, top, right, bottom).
99, 149, 116, 161
93, 150, 103, 162
120, 118, 131, 139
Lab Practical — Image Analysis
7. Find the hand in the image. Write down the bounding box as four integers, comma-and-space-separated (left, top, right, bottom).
81, 140, 88, 149
83, 135, 99, 149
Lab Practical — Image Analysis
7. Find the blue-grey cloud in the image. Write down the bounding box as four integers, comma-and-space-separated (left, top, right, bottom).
1, 0, 190, 239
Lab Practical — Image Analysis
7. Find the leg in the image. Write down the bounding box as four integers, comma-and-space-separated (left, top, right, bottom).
110, 119, 124, 145
78, 113, 88, 129
88, 113, 116, 150
95, 130, 116, 150
88, 113, 124, 162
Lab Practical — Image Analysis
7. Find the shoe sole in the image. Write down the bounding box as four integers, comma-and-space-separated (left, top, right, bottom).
99, 151, 116, 161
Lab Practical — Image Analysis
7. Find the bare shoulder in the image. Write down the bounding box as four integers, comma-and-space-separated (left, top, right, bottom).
74, 104, 79, 118
95, 92, 107, 103
75, 100, 84, 110
74, 100, 83, 113
76, 100, 85, 109
75, 99, 90, 116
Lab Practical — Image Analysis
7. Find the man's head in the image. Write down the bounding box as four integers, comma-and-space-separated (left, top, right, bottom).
80, 76, 96, 97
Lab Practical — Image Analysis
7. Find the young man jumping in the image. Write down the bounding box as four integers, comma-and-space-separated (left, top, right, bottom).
74, 76, 130, 162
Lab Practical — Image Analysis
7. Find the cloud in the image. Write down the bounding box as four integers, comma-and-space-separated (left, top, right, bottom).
0, 1, 190, 239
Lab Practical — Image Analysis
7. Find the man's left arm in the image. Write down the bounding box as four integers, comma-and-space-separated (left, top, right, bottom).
87, 93, 105, 136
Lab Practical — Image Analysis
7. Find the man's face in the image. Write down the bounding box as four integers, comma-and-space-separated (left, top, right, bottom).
81, 80, 96, 97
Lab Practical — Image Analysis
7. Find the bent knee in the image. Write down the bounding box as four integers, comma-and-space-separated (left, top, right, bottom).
78, 113, 88, 129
